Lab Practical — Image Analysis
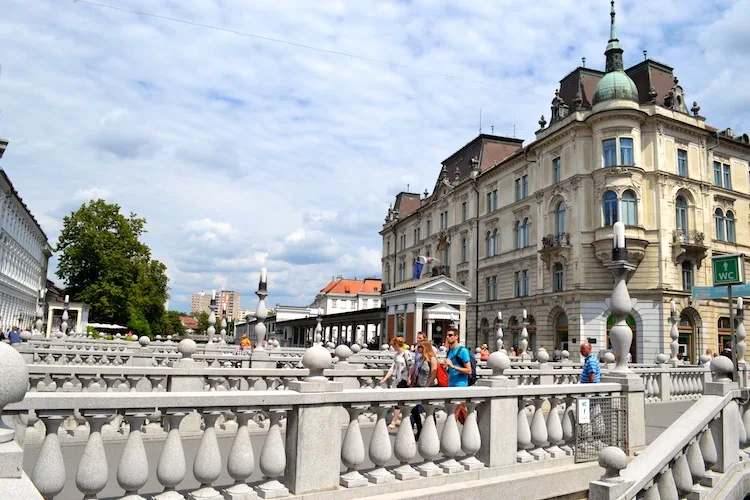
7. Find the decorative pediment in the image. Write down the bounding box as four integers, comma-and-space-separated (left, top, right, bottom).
512, 204, 531, 219
418, 277, 471, 295
484, 217, 500, 228
714, 194, 735, 209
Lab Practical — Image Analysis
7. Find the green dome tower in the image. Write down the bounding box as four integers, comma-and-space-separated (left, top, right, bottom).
592, 0, 639, 105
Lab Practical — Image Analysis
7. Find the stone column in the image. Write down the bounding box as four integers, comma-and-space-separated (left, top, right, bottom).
414, 303, 423, 344
286, 338, 343, 494
426, 320, 434, 341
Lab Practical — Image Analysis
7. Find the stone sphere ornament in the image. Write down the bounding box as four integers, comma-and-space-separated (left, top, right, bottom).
302, 344, 333, 380
0, 342, 29, 442
598, 446, 628, 479
20, 330, 31, 342
487, 351, 511, 378
536, 348, 550, 363
710, 355, 734, 382
334, 345, 353, 363
138, 336, 151, 347
655, 353, 669, 364
178, 338, 197, 360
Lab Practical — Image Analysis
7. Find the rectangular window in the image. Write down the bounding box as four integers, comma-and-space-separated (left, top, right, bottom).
492, 189, 498, 210
485, 277, 491, 301
462, 201, 467, 221
351, 299, 356, 308
603, 138, 617, 167
723, 164, 732, 190
426, 220, 431, 235
522, 270, 529, 296
492, 276, 498, 300
682, 264, 693, 292
620, 138, 634, 166
714, 161, 722, 187
514, 272, 521, 297
553, 157, 561, 184
522, 175, 528, 198
331, 299, 337, 308
413, 228, 417, 244
677, 149, 688, 177
486, 193, 492, 213
515, 179, 521, 201
553, 265, 564, 292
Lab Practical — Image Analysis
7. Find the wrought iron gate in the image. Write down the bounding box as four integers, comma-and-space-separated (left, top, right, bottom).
574, 395, 628, 463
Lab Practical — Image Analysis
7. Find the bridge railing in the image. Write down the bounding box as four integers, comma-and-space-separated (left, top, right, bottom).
3, 347, 630, 500
588, 357, 750, 500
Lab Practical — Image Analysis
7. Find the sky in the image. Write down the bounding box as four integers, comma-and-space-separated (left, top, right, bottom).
1, 0, 748, 313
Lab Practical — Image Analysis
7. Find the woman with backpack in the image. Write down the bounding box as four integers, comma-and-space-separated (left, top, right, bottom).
379, 336, 413, 430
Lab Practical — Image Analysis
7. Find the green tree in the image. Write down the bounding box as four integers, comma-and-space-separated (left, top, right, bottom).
192, 311, 210, 334
164, 310, 187, 337
127, 311, 152, 338
55, 199, 169, 332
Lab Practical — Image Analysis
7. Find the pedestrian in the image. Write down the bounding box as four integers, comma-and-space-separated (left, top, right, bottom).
410, 340, 438, 439
8, 326, 21, 345
440, 328, 472, 387
480, 344, 490, 361
552, 346, 562, 362
380, 336, 413, 430
579, 341, 601, 384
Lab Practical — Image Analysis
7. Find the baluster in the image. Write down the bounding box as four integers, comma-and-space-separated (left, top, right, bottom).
641, 481, 660, 500
460, 401, 484, 470
255, 408, 290, 497
673, 452, 693, 497
154, 410, 188, 500
560, 396, 575, 456
224, 408, 257, 500
117, 411, 150, 498
529, 397, 550, 460
417, 402, 443, 477
393, 402, 419, 480
657, 467, 679, 500
340, 404, 369, 487
189, 409, 223, 500
76, 412, 112, 499
32, 412, 67, 499
517, 398, 533, 463
686, 438, 707, 496
439, 401, 463, 473
546, 396, 565, 458
652, 374, 661, 402
365, 404, 395, 484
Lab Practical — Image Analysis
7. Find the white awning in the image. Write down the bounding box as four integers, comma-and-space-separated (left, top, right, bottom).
87, 323, 127, 330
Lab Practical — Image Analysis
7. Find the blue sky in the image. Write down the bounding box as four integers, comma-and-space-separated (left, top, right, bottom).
0, 0, 748, 313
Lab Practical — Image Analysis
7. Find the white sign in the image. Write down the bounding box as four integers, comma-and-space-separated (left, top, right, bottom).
578, 399, 591, 424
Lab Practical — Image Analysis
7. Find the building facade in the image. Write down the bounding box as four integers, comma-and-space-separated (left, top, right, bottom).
380, 3, 750, 362
310, 277, 382, 315
215, 290, 241, 320
0, 143, 53, 331
190, 293, 211, 315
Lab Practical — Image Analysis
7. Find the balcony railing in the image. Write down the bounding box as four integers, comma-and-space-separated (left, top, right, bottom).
542, 232, 569, 249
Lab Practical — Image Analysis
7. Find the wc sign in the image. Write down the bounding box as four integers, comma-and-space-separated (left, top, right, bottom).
712, 254, 745, 286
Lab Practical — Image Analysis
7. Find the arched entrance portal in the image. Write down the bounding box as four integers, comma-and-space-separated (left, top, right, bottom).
607, 314, 637, 363
678, 312, 695, 363
555, 313, 569, 352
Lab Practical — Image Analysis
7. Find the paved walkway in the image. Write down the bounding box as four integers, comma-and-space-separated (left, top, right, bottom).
644, 399, 696, 444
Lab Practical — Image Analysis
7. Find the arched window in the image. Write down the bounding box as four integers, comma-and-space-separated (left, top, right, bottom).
603, 191, 618, 226
522, 218, 530, 247
714, 208, 725, 241
726, 210, 736, 243
514, 220, 521, 249
555, 313, 569, 351
675, 196, 688, 240
485, 231, 492, 257
621, 190, 638, 225
493, 228, 499, 255
555, 201, 566, 235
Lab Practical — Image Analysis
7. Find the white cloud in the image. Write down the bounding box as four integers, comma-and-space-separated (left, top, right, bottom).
0, 0, 746, 311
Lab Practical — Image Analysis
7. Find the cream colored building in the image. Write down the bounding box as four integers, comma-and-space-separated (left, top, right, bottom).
380, 3, 750, 363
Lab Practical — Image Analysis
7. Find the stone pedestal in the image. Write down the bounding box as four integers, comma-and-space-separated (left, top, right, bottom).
250, 351, 277, 370
601, 373, 645, 454
476, 377, 518, 467
285, 380, 343, 495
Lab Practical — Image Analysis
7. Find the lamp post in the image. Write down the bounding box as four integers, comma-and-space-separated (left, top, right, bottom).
219, 304, 227, 345
35, 288, 45, 336
254, 268, 269, 351
607, 222, 636, 373
206, 290, 216, 344
520, 309, 530, 360
668, 299, 680, 365
496, 311, 504, 353
60, 295, 70, 338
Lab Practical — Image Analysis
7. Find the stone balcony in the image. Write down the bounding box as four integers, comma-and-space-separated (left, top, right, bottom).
592, 225, 649, 268
671, 228, 709, 269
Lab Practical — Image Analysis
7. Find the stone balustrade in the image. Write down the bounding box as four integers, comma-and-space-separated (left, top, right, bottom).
589, 356, 750, 500
7, 379, 623, 499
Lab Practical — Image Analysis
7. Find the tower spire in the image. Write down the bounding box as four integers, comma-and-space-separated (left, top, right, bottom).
604, 0, 624, 73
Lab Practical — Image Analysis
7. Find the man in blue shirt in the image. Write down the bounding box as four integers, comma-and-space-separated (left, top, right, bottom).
441, 328, 472, 387
580, 341, 601, 383
8, 327, 21, 345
